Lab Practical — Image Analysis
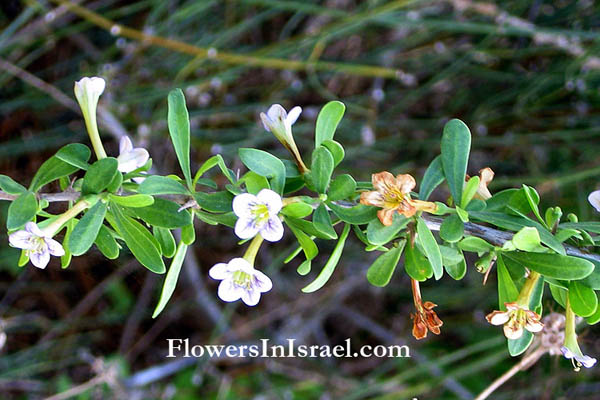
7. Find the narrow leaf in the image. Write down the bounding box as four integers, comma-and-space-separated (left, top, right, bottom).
167, 89, 192, 188
440, 119, 471, 204
302, 224, 350, 293
153, 242, 188, 318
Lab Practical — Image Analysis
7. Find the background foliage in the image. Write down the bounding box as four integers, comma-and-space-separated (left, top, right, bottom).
1, 0, 599, 398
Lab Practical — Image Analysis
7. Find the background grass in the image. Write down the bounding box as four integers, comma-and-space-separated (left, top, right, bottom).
1, 0, 600, 398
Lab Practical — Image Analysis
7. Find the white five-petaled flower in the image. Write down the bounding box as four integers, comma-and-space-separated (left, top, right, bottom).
588, 190, 600, 212
233, 189, 284, 242
74, 77, 106, 117
117, 136, 150, 173
8, 222, 65, 269
209, 258, 273, 306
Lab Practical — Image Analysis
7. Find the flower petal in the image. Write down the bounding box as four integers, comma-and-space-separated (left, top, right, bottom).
486, 310, 510, 326
8, 230, 33, 250
209, 263, 231, 280
119, 136, 133, 154
504, 322, 524, 340
588, 190, 600, 213
525, 318, 544, 333
232, 193, 258, 218
30, 249, 50, 269
360, 190, 385, 208
241, 289, 261, 306
377, 208, 396, 227
256, 189, 282, 215
117, 148, 149, 173
372, 171, 396, 193
227, 258, 254, 274
260, 217, 284, 242
234, 217, 260, 240
561, 346, 575, 359
45, 238, 65, 257
217, 279, 244, 302
577, 354, 597, 368
25, 222, 44, 237
253, 269, 273, 293
396, 174, 416, 193
286, 106, 302, 126
266, 104, 286, 122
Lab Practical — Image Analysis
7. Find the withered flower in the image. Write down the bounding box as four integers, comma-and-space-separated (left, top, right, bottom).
410, 279, 443, 340
486, 302, 543, 340
471, 167, 494, 200
360, 171, 437, 226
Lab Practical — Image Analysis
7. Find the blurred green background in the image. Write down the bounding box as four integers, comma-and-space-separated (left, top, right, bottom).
1, 0, 600, 398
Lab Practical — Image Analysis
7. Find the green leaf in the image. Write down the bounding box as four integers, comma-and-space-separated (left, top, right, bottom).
549, 283, 568, 309
580, 258, 600, 289
455, 206, 469, 222
469, 211, 565, 255
497, 255, 519, 309
284, 216, 333, 240
82, 158, 119, 195
287, 222, 318, 261
0, 175, 26, 194
522, 185, 544, 226
181, 223, 196, 245
194, 191, 234, 213
311, 146, 334, 194
108, 194, 155, 208
461, 176, 479, 209
458, 236, 494, 253
29, 156, 79, 192
302, 224, 350, 293
69, 201, 107, 256
55, 143, 91, 170
7, 192, 37, 230
106, 171, 123, 193
192, 154, 235, 187
167, 89, 192, 188
132, 198, 192, 229
366, 240, 405, 287
154, 227, 176, 258
440, 119, 471, 204
315, 101, 345, 147
439, 245, 463, 266
503, 252, 594, 280
569, 280, 598, 317
486, 189, 519, 211
404, 242, 433, 281
313, 204, 337, 239
439, 214, 464, 243
239, 171, 269, 194
138, 176, 189, 195
508, 331, 533, 357
511, 227, 542, 252
417, 217, 443, 280
419, 155, 445, 201
297, 260, 311, 276
366, 214, 409, 246
328, 202, 378, 225
153, 242, 188, 318
239, 148, 286, 195
94, 225, 119, 259
559, 222, 600, 234
328, 174, 356, 201
281, 202, 313, 219
195, 211, 236, 228
586, 303, 600, 325
110, 206, 165, 274
321, 139, 345, 167
443, 247, 466, 280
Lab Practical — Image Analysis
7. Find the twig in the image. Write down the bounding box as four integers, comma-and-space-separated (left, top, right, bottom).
474, 346, 547, 400
44, 373, 109, 400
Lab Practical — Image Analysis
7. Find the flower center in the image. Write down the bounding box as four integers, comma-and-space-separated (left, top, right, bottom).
251, 203, 270, 226
232, 270, 253, 289
383, 187, 405, 208
28, 236, 46, 254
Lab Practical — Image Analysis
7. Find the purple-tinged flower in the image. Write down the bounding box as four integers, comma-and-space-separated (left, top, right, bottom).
561, 346, 597, 371
233, 189, 283, 242
260, 104, 308, 173
209, 258, 272, 306
8, 222, 65, 269
117, 136, 149, 173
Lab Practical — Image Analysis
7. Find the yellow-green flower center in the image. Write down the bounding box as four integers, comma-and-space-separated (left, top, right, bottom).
252, 204, 270, 225
232, 270, 253, 289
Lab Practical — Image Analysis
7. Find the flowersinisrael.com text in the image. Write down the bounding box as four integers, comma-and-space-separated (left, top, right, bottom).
166, 339, 410, 359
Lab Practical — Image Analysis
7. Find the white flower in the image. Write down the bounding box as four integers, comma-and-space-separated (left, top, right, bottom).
486, 302, 544, 340
561, 346, 597, 370
74, 77, 105, 117
260, 104, 301, 144
588, 190, 600, 212
209, 258, 272, 306
259, 104, 308, 173
116, 136, 149, 173
233, 189, 284, 242
8, 222, 65, 269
